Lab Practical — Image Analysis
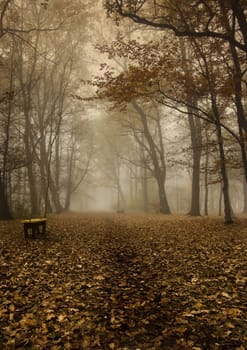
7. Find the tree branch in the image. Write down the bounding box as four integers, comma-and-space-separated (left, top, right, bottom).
105, 1, 247, 52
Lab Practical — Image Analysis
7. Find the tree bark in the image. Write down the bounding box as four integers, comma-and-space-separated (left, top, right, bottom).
140, 139, 149, 212
203, 129, 209, 216
156, 175, 170, 214
187, 106, 202, 216
242, 177, 247, 213
179, 39, 202, 216
0, 174, 12, 220
132, 101, 171, 214
214, 105, 233, 223
142, 164, 149, 212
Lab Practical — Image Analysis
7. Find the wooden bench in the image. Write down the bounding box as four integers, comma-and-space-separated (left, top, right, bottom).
22, 218, 47, 238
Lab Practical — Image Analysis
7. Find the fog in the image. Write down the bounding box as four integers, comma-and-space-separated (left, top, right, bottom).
0, 1, 246, 224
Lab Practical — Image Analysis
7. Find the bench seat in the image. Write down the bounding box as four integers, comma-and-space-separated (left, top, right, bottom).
22, 218, 47, 238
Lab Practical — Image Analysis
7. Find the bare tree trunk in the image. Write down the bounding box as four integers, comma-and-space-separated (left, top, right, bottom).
132, 101, 171, 214
192, 36, 233, 224
142, 164, 149, 212
156, 175, 170, 214
204, 139, 209, 216
219, 185, 223, 217
229, 43, 247, 185
115, 160, 126, 211
16, 29, 40, 215
187, 106, 202, 216
23, 129, 39, 215
219, 2, 247, 183
140, 139, 149, 212
179, 39, 202, 216
0, 174, 12, 220
0, 44, 14, 219
64, 143, 75, 211
213, 104, 233, 223
243, 177, 247, 213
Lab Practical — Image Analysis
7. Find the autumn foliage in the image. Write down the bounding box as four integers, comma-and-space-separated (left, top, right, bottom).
1, 213, 247, 349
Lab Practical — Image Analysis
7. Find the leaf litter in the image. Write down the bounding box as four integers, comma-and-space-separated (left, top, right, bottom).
0, 213, 247, 349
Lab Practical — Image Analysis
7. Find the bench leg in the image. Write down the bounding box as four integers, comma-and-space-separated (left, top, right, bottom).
39, 222, 46, 234
23, 221, 47, 238
24, 225, 28, 238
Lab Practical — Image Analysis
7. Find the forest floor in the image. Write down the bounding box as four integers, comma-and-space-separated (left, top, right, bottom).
0, 212, 247, 350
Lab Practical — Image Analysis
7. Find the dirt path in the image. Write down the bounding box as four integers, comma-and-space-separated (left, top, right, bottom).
1, 213, 247, 349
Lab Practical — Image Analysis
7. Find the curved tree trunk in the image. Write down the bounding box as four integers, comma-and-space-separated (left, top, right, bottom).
157, 175, 170, 214
132, 101, 171, 214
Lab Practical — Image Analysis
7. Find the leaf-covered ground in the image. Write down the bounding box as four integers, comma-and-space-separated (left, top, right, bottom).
1, 213, 247, 350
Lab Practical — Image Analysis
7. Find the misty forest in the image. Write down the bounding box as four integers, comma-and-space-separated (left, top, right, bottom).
0, 1, 247, 349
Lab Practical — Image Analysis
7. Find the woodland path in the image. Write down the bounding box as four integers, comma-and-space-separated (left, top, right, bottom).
0, 213, 247, 349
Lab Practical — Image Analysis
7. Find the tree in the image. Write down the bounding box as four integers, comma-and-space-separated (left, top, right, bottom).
179, 38, 202, 216
155, 36, 235, 223
0, 0, 93, 217
93, 117, 130, 211
102, 0, 247, 222
91, 34, 234, 218
103, 2, 247, 168
89, 69, 171, 213
104, 1, 247, 53
130, 101, 171, 213
0, 0, 59, 39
